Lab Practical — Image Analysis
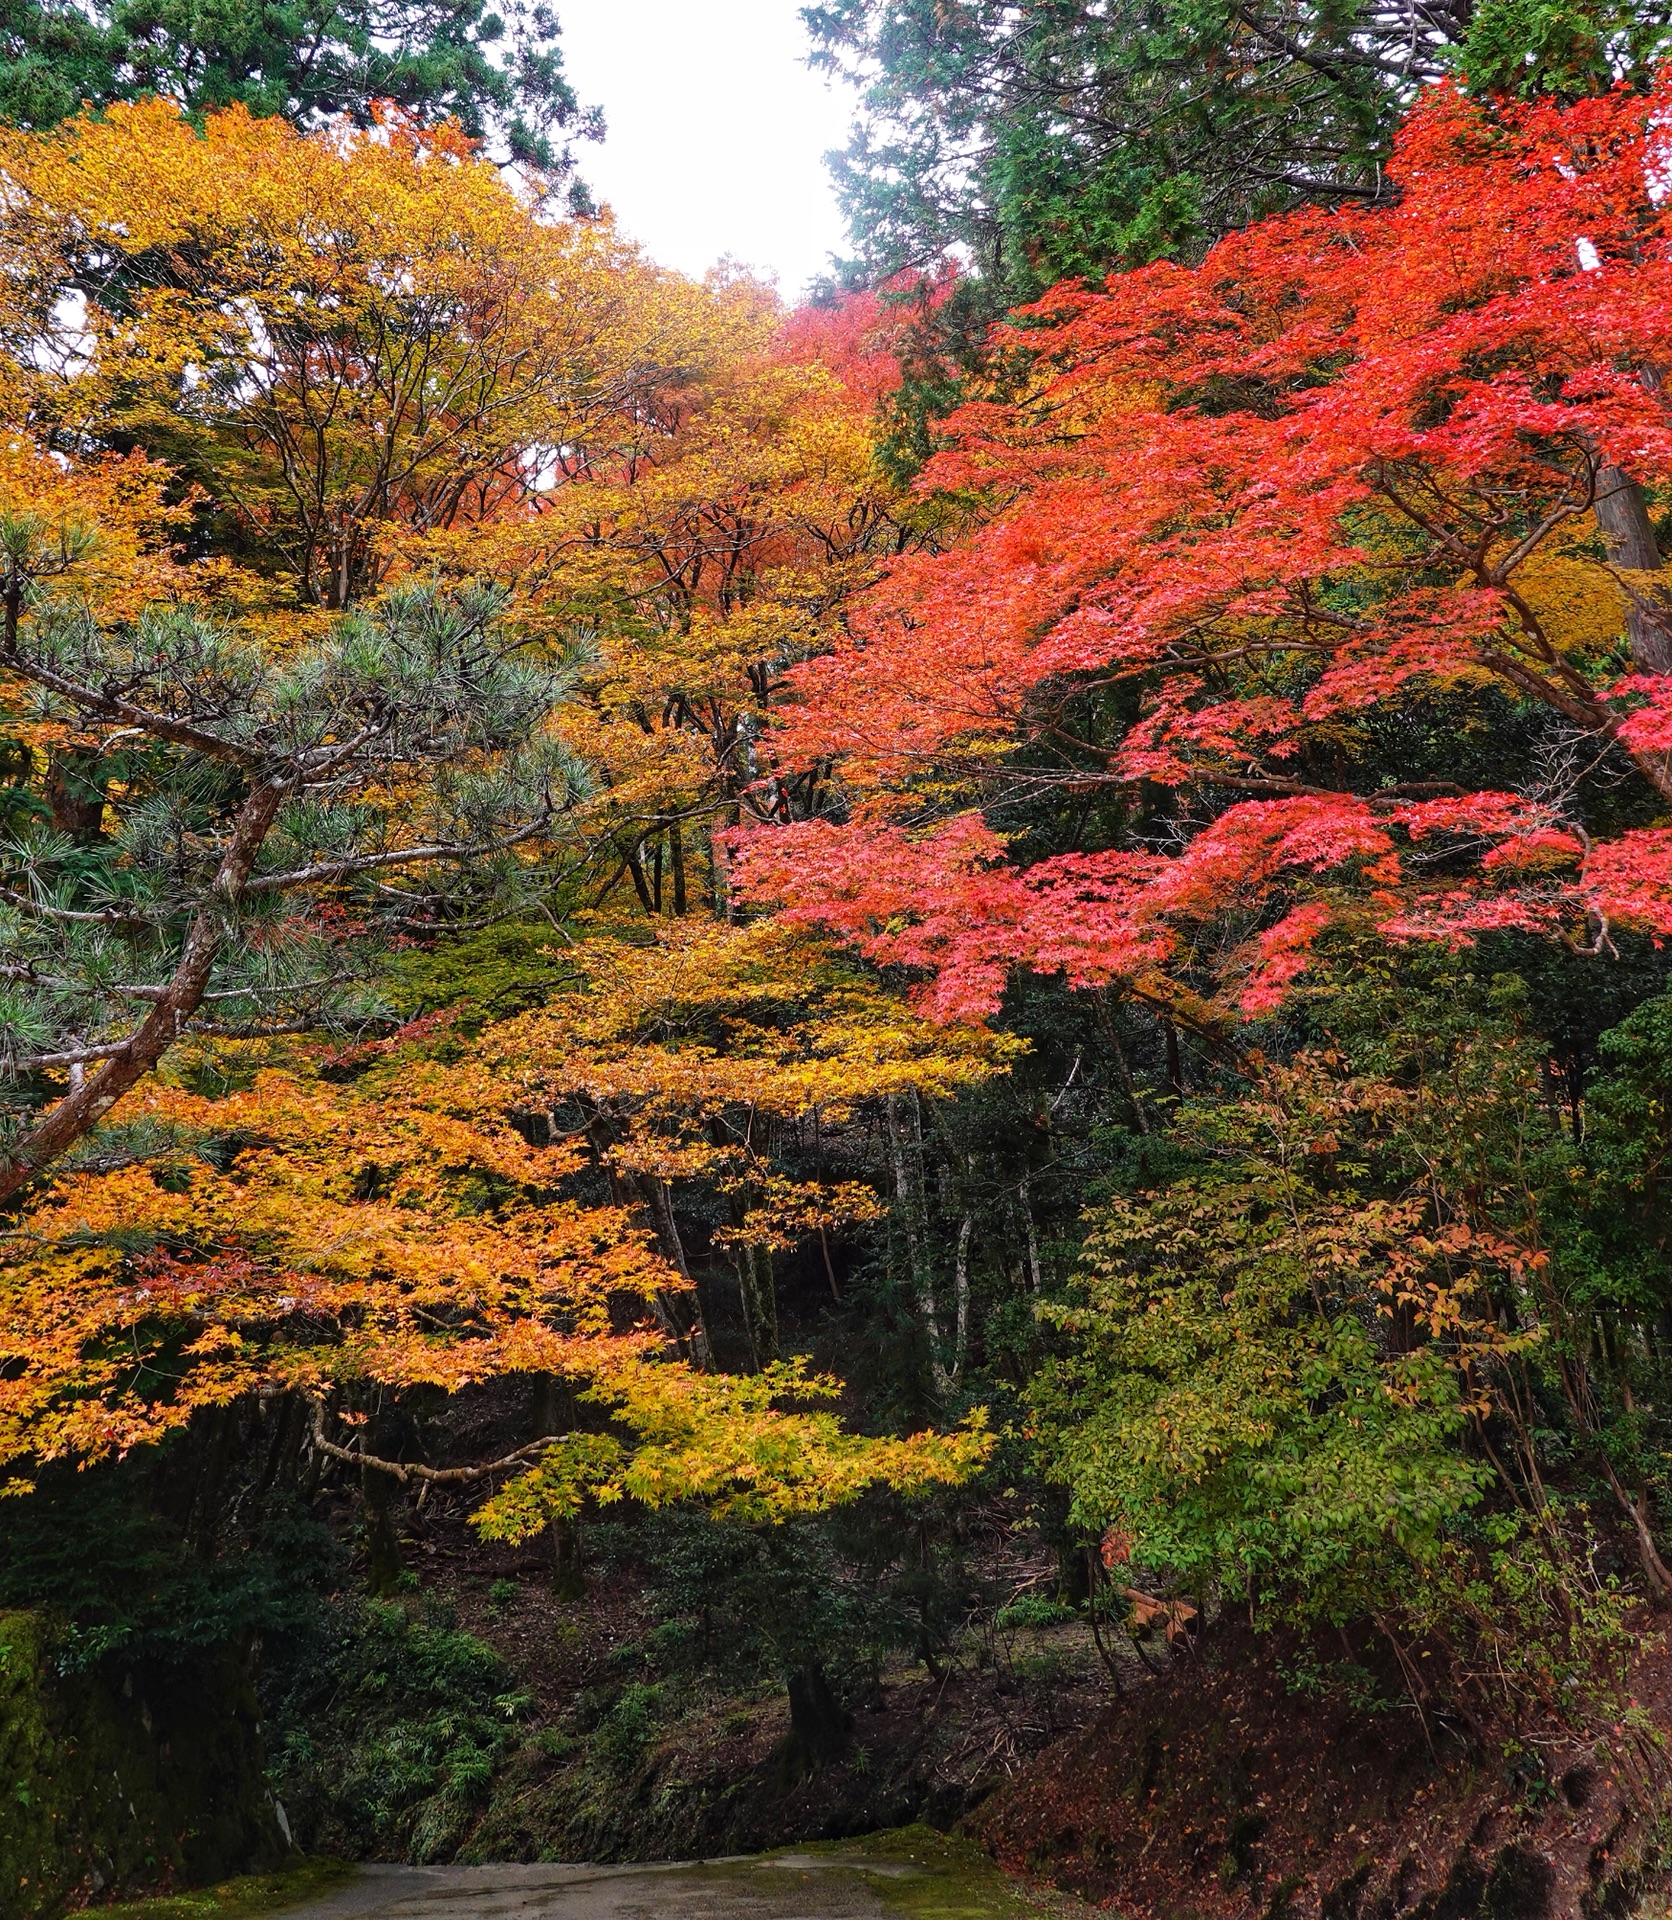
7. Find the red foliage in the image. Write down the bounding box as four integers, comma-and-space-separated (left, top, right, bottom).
776, 274, 942, 410
739, 79, 1672, 1021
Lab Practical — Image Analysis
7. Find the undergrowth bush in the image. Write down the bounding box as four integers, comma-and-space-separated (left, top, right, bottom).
263, 1594, 529, 1862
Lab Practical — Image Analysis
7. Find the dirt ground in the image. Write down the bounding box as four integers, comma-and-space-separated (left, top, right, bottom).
969, 1617, 1672, 1920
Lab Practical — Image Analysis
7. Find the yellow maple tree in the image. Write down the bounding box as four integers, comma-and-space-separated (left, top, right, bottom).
477, 918, 1016, 1364
0, 99, 710, 610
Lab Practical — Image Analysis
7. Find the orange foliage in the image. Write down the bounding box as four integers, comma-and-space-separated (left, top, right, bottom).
0, 1044, 989, 1517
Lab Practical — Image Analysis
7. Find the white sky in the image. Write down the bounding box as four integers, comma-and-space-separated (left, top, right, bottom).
556, 0, 860, 299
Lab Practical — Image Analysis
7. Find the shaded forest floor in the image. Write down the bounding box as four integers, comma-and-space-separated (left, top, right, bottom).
269, 1451, 1672, 1920
278, 1477, 1121, 1864
968, 1622, 1672, 1920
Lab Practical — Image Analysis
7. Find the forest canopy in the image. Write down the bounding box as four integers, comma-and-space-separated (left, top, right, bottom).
2, 6, 1672, 1896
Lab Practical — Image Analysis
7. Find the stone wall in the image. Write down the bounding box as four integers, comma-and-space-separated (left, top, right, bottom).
0, 1611, 289, 1919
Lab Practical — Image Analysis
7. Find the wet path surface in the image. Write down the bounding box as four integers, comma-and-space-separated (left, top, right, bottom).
288, 1859, 902, 1920
278, 1834, 1071, 1920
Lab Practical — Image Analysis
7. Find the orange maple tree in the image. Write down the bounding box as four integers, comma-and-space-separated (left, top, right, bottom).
0, 1040, 989, 1518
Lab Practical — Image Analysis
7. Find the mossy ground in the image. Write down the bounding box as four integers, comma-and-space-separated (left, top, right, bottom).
756, 1827, 1093, 1918
79, 1861, 355, 1920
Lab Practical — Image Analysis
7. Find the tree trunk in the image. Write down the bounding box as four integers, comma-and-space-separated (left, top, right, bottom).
45, 751, 107, 841
1595, 466, 1672, 673
628, 1158, 711, 1365
360, 1404, 406, 1595
737, 1241, 779, 1367
531, 1375, 586, 1598
1599, 1458, 1672, 1602
1165, 1021, 1185, 1098
889, 1093, 947, 1388
548, 1516, 584, 1601
781, 1664, 851, 1778
952, 1213, 972, 1382
184, 1403, 240, 1557
1019, 1180, 1043, 1295
0, 776, 289, 1203
670, 819, 687, 915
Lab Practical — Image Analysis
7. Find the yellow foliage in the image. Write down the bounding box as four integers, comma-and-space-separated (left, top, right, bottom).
485, 918, 1013, 1124
472, 1361, 991, 1537
0, 1041, 989, 1515
0, 100, 712, 610
1510, 530, 1630, 658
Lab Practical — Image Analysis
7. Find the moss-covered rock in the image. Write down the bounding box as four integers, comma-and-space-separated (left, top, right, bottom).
0, 1611, 288, 1920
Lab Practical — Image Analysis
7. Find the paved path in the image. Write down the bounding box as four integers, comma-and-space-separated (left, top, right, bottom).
281, 1845, 1032, 1920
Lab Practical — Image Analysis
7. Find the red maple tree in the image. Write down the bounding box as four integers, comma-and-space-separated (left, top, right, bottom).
734, 78, 1672, 1025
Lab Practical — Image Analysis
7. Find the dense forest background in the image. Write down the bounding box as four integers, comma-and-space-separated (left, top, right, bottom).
3, 2, 1672, 1915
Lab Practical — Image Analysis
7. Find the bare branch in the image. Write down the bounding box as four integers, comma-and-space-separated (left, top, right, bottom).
242, 813, 554, 895
308, 1398, 553, 1486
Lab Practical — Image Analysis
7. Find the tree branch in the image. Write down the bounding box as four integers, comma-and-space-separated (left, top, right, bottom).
242, 813, 554, 895
308, 1398, 553, 1486
0, 776, 290, 1203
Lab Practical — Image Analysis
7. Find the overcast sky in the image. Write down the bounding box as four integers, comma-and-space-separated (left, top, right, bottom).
557, 0, 859, 298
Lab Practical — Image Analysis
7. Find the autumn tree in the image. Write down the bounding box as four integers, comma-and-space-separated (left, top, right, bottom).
399, 280, 933, 923
0, 102, 713, 1182
737, 78, 1672, 1028
0, 1039, 988, 1521
383, 288, 1019, 1389
0, 100, 695, 608
0, 0, 598, 175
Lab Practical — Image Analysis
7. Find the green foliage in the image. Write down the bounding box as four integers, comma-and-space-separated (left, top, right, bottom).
807, 0, 1390, 300
821, 0, 1672, 297
0, 0, 600, 178
0, 579, 588, 1148
263, 1594, 528, 1863
1395, 1508, 1631, 1726
587, 1680, 664, 1777
617, 1506, 895, 1695
1032, 1125, 1495, 1614
993, 1595, 1077, 1631
1452, 0, 1671, 98
1544, 990, 1672, 1503
1030, 948, 1659, 1711
808, 0, 1672, 307
383, 917, 570, 1037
